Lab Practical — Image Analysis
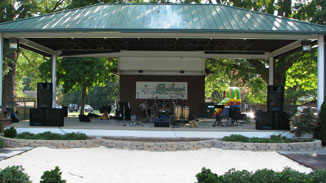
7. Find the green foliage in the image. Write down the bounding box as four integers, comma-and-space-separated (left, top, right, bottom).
221, 169, 251, 183
278, 168, 308, 183
290, 107, 317, 138
250, 169, 280, 183
0, 166, 31, 183
40, 166, 66, 183
196, 168, 219, 183
16, 132, 88, 140
196, 167, 326, 183
4, 127, 17, 138
222, 134, 293, 143
62, 79, 120, 110
318, 101, 326, 145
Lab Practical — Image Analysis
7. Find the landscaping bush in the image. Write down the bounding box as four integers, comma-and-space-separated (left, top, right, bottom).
318, 101, 326, 145
40, 166, 66, 183
16, 132, 35, 139
196, 168, 326, 183
222, 134, 292, 143
196, 168, 219, 183
290, 107, 316, 138
0, 166, 31, 183
16, 131, 88, 140
4, 127, 17, 138
278, 168, 307, 183
221, 169, 251, 183
62, 132, 88, 140
307, 169, 326, 182
250, 169, 280, 183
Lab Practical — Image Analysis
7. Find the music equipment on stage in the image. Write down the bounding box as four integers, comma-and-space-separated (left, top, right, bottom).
62, 106, 68, 117
30, 108, 65, 127
45, 108, 64, 126
174, 105, 183, 121
183, 106, 190, 121
37, 83, 52, 108
30, 108, 46, 126
154, 114, 171, 127
267, 85, 284, 112
255, 111, 290, 130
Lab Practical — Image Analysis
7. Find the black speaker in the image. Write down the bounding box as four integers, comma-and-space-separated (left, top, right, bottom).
229, 107, 241, 120
30, 108, 46, 126
119, 102, 130, 120
61, 106, 68, 117
273, 111, 290, 130
255, 112, 274, 130
154, 118, 171, 127
45, 108, 64, 127
267, 85, 284, 112
37, 83, 52, 108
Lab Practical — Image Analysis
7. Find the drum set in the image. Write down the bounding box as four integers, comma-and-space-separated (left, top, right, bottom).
149, 99, 190, 125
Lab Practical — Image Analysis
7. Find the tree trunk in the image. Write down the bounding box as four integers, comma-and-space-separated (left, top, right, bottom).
80, 81, 87, 115
2, 50, 18, 107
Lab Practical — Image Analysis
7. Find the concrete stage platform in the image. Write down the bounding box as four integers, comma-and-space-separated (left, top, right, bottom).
8, 117, 295, 139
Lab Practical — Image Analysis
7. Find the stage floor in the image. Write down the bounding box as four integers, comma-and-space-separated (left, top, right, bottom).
7, 117, 294, 139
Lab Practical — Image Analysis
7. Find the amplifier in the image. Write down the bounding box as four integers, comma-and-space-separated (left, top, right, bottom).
154, 118, 170, 127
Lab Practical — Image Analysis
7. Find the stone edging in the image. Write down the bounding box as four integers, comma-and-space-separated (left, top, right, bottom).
0, 136, 322, 152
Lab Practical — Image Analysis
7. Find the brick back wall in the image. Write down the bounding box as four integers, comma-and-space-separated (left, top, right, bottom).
120, 75, 205, 118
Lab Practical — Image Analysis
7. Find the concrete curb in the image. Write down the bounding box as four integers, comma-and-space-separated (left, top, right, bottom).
0, 136, 322, 152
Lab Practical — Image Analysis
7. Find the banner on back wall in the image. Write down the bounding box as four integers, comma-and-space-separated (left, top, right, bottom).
136, 82, 188, 99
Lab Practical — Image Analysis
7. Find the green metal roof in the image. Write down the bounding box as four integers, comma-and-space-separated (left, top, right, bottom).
0, 4, 325, 34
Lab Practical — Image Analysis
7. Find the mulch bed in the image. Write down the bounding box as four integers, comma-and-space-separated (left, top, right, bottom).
281, 154, 326, 170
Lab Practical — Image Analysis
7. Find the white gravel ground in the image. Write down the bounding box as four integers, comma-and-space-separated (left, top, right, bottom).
0, 147, 311, 183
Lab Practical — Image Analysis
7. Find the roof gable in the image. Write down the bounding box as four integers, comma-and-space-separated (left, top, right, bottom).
0, 4, 325, 34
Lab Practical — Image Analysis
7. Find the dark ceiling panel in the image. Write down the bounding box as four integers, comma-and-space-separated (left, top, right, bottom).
28, 38, 295, 54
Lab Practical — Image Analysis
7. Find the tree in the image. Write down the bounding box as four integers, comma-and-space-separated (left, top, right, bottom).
55, 57, 117, 115
0, 0, 66, 106
204, 0, 322, 105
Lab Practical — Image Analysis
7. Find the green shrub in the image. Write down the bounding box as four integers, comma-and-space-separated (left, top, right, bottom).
196, 168, 326, 183
16, 131, 88, 140
62, 132, 88, 140
0, 138, 5, 148
35, 131, 63, 140
307, 169, 326, 182
278, 168, 307, 183
250, 169, 280, 183
221, 169, 251, 183
40, 166, 66, 183
222, 134, 292, 143
318, 101, 326, 145
196, 167, 219, 183
4, 127, 17, 138
290, 107, 316, 138
16, 132, 36, 139
0, 166, 31, 183
222, 135, 251, 142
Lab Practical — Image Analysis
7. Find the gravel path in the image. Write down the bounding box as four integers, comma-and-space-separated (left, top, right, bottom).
0, 147, 312, 183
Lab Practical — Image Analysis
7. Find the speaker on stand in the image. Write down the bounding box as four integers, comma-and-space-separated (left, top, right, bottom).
267, 85, 284, 112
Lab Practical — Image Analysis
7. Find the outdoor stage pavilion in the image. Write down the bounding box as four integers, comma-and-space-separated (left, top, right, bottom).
0, 4, 326, 137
